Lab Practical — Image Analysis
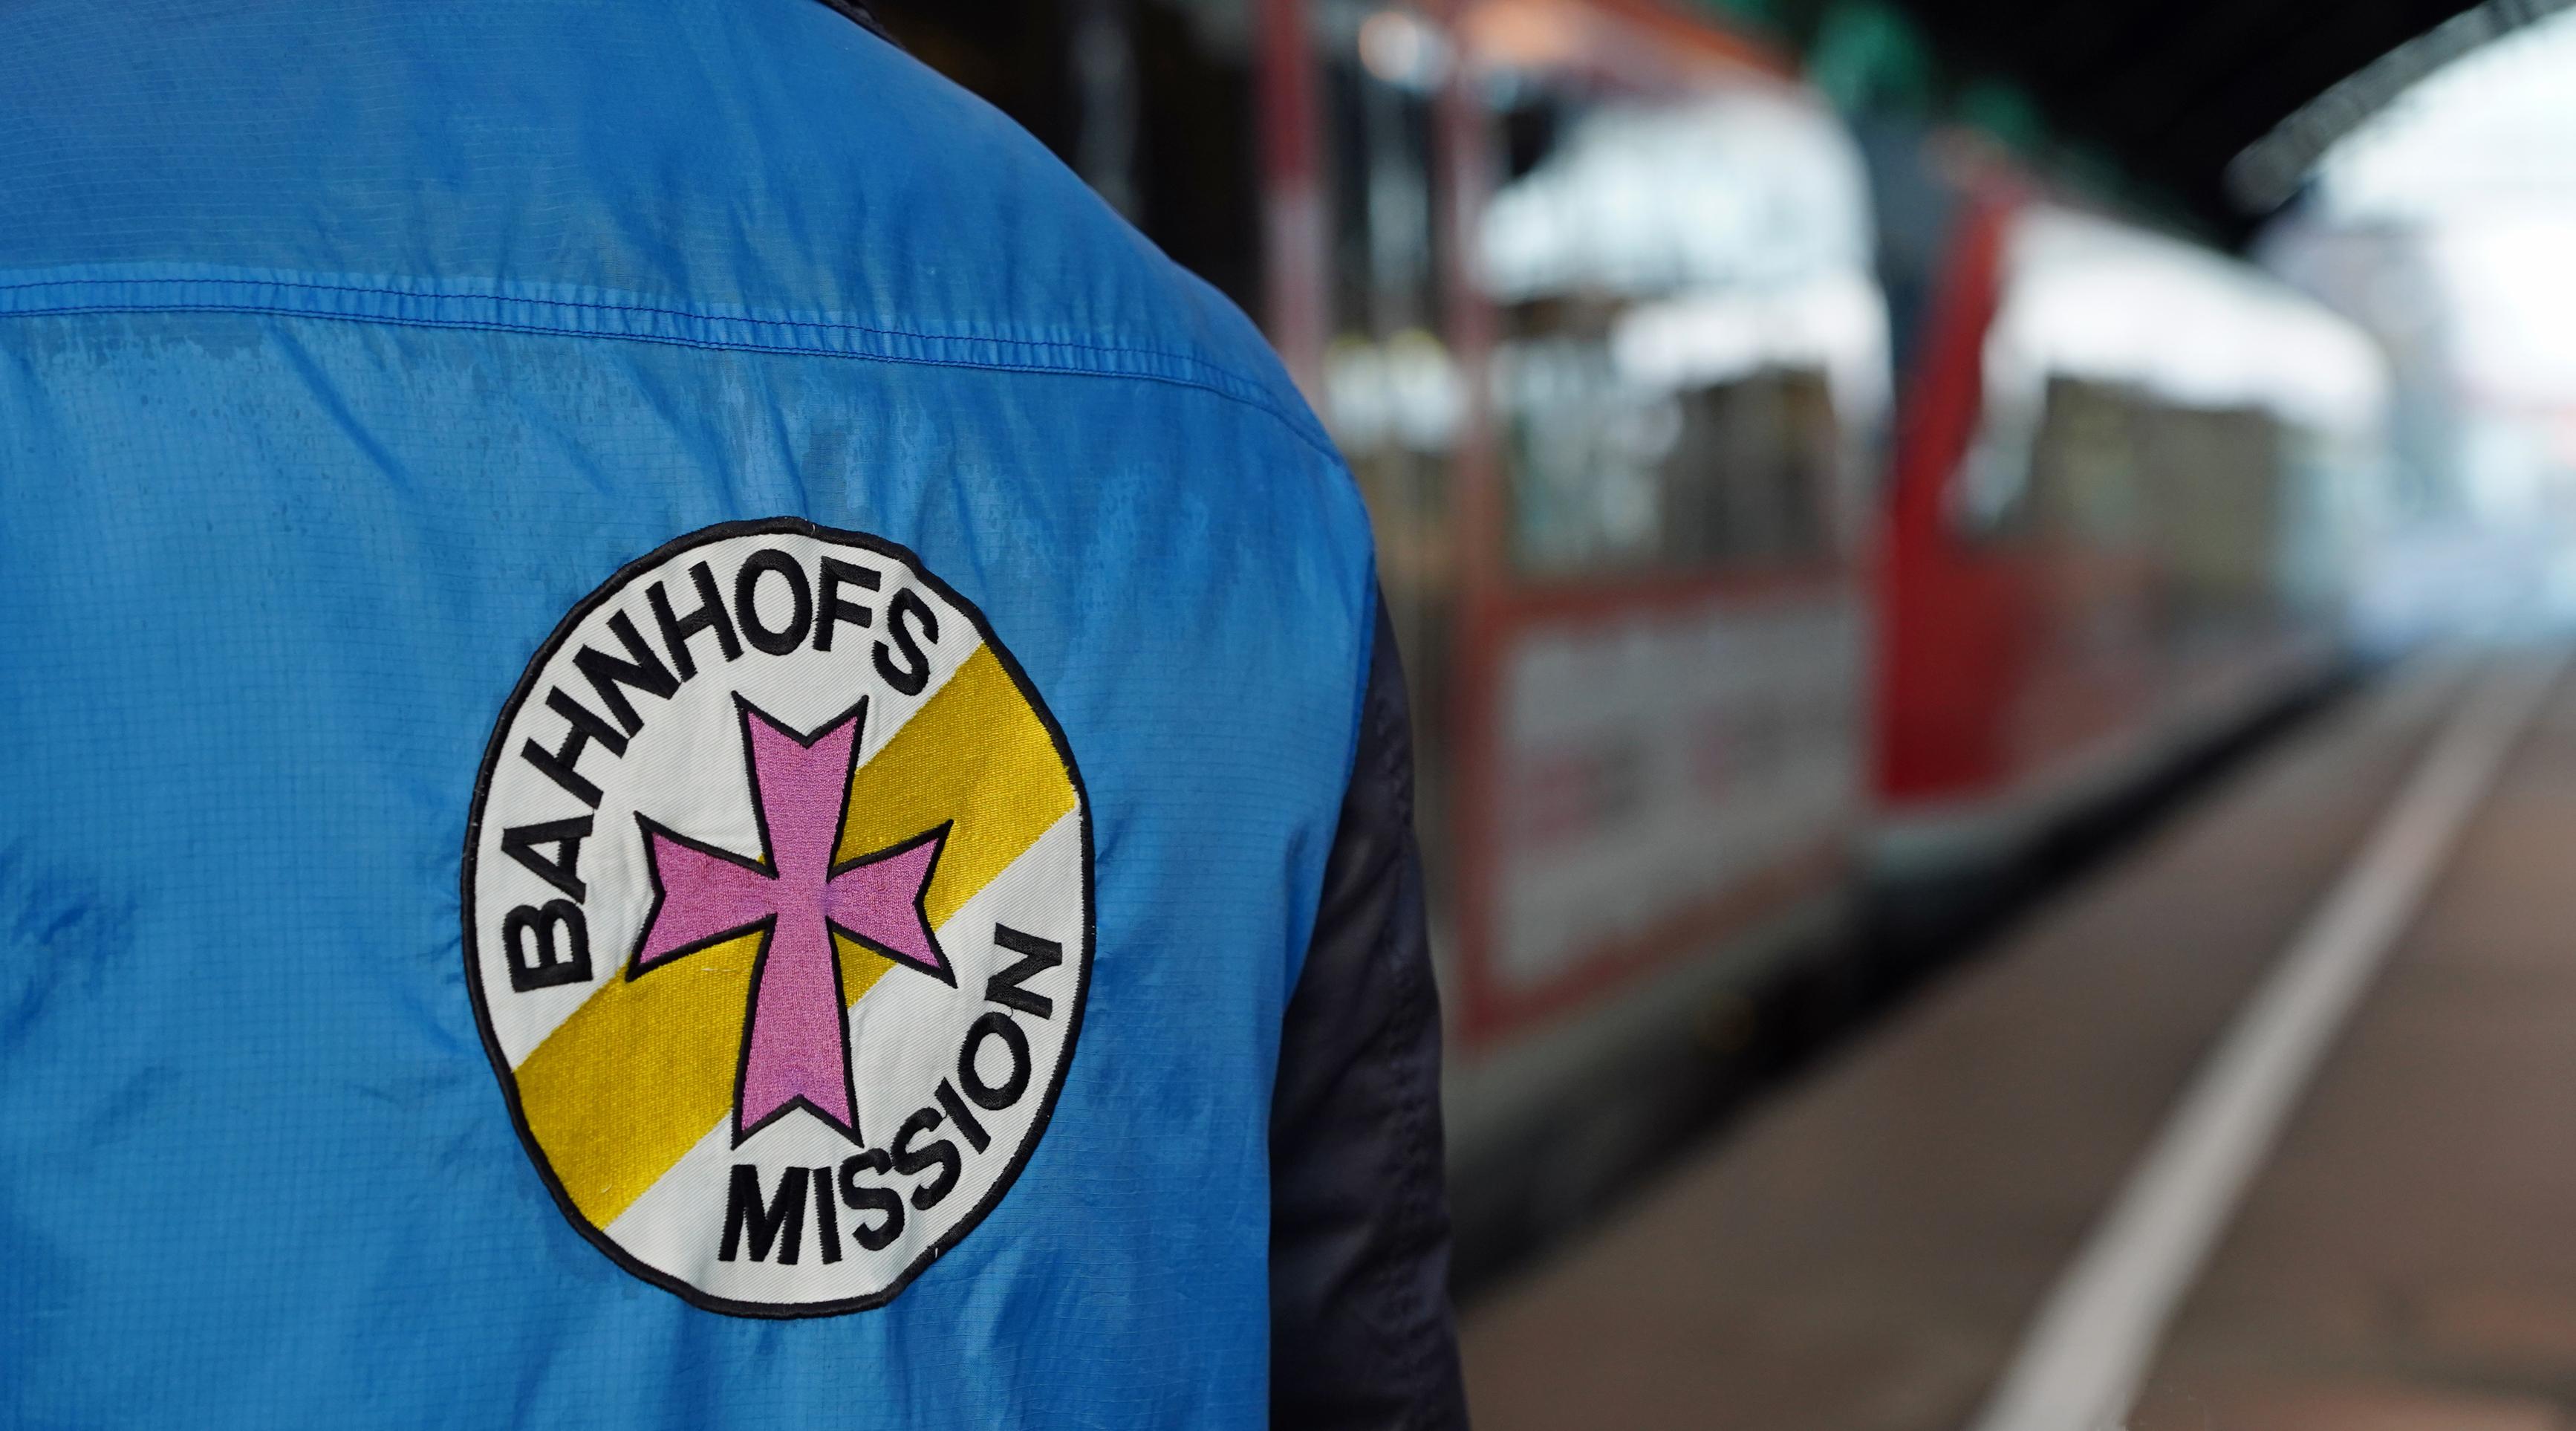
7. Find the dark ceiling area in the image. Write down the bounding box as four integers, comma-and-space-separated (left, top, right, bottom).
856, 0, 2569, 249
1878, 0, 2560, 241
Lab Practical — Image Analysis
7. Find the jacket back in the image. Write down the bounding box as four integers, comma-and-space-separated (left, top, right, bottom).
0, 1, 1376, 1424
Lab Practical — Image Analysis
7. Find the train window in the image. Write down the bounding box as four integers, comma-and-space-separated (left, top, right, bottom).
1492, 334, 1843, 574
1656, 368, 1841, 566
1312, 4, 1460, 611
1971, 378, 2294, 617
1960, 206, 2387, 570
1312, 0, 1467, 906
1313, 0, 1460, 534
1492, 317, 1671, 574
1475, 82, 1886, 580
2026, 377, 2147, 545
2142, 403, 2290, 629
1951, 433, 2027, 537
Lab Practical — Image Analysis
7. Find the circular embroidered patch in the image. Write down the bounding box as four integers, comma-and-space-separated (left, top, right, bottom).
463, 519, 1091, 1317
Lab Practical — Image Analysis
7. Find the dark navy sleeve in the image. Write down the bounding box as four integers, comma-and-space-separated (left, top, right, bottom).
1269, 592, 1470, 1430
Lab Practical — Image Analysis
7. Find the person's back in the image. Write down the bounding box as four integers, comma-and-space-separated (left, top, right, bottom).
0, 1, 1462, 1424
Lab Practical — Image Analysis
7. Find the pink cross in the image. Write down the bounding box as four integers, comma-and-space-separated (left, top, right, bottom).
630, 696, 949, 1146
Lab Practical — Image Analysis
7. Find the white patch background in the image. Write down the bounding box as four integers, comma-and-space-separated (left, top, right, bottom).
465, 528, 1089, 1311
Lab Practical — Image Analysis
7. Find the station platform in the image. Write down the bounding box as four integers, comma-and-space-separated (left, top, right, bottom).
1460, 648, 2576, 1430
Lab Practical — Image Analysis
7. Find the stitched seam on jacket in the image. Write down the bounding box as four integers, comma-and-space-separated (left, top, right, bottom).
0, 272, 1339, 461
0, 272, 1220, 365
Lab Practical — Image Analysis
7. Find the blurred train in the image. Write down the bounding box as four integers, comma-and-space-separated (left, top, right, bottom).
868, 0, 2392, 1254
1872, 160, 2390, 883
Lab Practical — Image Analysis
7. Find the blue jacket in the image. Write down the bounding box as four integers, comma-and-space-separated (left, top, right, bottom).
0, 1, 1460, 1424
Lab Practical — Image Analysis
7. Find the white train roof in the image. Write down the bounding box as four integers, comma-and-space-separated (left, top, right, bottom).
1478, 84, 1874, 300
1987, 205, 2390, 435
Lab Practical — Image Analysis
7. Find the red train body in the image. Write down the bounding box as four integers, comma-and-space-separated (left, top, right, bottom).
866, 0, 2390, 1212
1874, 174, 2387, 874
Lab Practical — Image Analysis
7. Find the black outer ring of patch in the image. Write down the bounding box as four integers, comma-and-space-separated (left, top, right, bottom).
461, 517, 1096, 1320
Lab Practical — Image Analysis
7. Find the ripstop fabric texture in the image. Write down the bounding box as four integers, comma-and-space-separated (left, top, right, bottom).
0, 0, 1376, 1424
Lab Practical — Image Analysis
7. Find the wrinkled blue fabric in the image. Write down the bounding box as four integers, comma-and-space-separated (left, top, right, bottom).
0, 1, 1371, 1425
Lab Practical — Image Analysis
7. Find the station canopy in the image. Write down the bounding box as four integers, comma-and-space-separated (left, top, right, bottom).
1864, 0, 2568, 240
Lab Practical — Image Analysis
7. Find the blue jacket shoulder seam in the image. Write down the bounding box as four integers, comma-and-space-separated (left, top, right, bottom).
0, 266, 1341, 461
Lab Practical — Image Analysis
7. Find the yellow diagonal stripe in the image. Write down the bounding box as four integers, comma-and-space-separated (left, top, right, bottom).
836, 645, 1080, 921
512, 643, 1078, 1228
